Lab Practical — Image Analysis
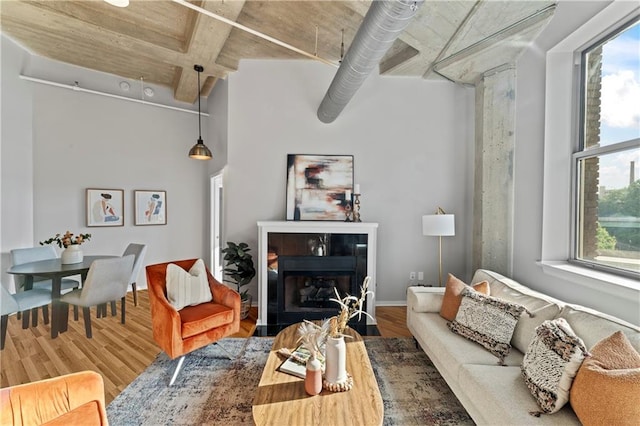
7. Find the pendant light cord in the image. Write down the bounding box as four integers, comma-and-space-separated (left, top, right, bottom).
197, 67, 202, 140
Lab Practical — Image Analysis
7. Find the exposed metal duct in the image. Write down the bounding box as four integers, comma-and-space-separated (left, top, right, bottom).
317, 0, 424, 123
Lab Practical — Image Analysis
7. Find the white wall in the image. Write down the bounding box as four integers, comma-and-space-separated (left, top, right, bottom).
1, 36, 214, 291
226, 60, 475, 304
1, 36, 34, 290
513, 0, 640, 325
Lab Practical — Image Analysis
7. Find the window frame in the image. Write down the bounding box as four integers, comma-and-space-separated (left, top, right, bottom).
570, 17, 640, 279
540, 2, 640, 294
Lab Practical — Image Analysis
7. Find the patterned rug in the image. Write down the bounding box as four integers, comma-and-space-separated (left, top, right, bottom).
107, 337, 473, 425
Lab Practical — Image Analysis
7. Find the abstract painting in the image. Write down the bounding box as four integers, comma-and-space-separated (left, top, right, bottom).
286, 154, 353, 221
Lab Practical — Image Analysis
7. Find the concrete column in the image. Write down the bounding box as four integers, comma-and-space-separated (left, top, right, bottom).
473, 66, 516, 275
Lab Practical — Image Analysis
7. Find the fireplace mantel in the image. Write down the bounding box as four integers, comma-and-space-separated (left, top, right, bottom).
257, 221, 378, 326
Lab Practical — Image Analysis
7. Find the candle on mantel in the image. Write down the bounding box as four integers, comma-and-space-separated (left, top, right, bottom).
345, 190, 352, 201
354, 184, 361, 194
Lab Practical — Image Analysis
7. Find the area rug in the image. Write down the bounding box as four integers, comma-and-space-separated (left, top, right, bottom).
107, 337, 473, 425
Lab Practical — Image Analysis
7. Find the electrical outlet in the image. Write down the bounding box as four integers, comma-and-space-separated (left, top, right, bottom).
418, 272, 424, 281
409, 272, 416, 280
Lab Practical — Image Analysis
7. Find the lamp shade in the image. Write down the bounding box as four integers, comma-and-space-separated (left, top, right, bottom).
422, 214, 455, 236
188, 138, 212, 160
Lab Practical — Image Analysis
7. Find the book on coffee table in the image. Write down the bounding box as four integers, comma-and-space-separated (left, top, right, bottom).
277, 346, 324, 379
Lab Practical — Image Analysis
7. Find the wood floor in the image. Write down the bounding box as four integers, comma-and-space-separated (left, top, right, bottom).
0, 290, 411, 404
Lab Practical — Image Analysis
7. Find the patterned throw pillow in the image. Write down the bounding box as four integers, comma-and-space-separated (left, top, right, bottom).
448, 287, 529, 364
521, 318, 589, 414
439, 273, 490, 321
166, 259, 213, 311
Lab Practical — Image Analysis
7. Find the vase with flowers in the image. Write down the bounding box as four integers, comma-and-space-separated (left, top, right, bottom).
298, 276, 374, 392
40, 231, 92, 264
324, 276, 373, 389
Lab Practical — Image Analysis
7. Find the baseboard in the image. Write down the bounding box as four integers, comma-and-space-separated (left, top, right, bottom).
375, 300, 407, 307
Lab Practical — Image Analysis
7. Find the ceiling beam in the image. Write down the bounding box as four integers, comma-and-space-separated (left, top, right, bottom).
173, 0, 246, 103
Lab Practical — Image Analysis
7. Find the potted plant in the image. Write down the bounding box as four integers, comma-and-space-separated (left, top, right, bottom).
222, 241, 256, 319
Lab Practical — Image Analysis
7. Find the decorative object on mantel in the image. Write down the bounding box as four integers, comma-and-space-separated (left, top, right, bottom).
40, 231, 92, 265
344, 189, 353, 222
422, 207, 455, 286
188, 64, 212, 160
286, 154, 354, 221
352, 184, 362, 222
86, 188, 124, 227
222, 241, 256, 319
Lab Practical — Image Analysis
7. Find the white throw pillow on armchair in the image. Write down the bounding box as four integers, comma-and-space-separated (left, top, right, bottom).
166, 259, 212, 311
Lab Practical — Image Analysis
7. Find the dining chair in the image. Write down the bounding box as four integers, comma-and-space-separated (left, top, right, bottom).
10, 246, 81, 325
146, 259, 240, 385
122, 243, 147, 307
60, 255, 134, 338
1, 284, 52, 350
99, 243, 147, 318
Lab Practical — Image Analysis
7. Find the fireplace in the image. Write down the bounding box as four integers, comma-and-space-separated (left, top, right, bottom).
276, 255, 362, 325
258, 221, 378, 331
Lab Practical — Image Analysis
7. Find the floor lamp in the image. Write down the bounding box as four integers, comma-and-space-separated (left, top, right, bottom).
422, 208, 455, 286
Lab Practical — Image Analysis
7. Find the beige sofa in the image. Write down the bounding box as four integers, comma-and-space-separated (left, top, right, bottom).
406, 269, 640, 425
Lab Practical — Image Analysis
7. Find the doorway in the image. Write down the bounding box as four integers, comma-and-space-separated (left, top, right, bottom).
210, 172, 224, 281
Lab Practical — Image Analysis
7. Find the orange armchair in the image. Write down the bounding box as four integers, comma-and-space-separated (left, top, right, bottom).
146, 259, 241, 385
0, 371, 108, 425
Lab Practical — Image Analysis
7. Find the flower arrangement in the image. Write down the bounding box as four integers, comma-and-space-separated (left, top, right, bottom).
327, 276, 374, 338
40, 231, 92, 248
296, 276, 375, 350
297, 320, 331, 358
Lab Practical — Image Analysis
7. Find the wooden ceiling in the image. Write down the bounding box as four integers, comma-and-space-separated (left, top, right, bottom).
0, 1, 556, 103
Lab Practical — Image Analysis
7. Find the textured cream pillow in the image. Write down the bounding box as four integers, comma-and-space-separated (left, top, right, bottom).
166, 259, 213, 311
439, 273, 489, 321
521, 318, 589, 414
448, 287, 528, 364
570, 331, 640, 426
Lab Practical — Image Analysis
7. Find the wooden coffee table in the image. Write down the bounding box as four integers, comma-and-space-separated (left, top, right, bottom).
252, 323, 384, 426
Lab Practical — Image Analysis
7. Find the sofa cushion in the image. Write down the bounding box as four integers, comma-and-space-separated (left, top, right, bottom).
179, 302, 235, 339
521, 318, 589, 414
409, 312, 523, 382
448, 288, 529, 364
439, 274, 489, 321
42, 401, 102, 426
166, 259, 213, 311
558, 304, 640, 351
512, 303, 562, 354
458, 364, 580, 425
570, 331, 640, 426
472, 269, 564, 310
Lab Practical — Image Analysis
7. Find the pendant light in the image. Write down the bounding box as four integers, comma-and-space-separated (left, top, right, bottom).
188, 64, 212, 160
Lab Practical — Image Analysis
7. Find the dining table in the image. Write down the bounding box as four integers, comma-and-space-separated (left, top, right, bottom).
7, 255, 116, 338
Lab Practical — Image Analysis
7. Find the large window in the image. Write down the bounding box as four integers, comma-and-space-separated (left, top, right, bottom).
574, 18, 639, 277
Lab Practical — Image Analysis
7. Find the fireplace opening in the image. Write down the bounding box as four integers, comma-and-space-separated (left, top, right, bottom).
276, 255, 364, 325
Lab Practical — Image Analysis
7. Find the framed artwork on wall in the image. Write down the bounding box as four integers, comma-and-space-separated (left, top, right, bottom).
286, 154, 354, 221
86, 189, 124, 227
134, 190, 167, 225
